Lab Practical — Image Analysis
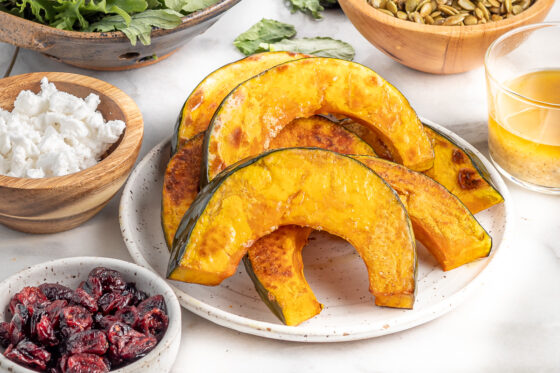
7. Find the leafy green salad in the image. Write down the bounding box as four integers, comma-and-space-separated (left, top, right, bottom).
0, 0, 220, 45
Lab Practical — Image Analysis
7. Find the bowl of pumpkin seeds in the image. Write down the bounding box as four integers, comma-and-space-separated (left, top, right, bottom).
338, 0, 554, 73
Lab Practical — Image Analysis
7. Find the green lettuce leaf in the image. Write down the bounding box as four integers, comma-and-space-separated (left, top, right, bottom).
233, 18, 296, 56
260, 37, 355, 60
88, 9, 181, 45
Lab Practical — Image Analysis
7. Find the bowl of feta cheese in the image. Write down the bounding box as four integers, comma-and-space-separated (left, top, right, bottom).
0, 72, 143, 233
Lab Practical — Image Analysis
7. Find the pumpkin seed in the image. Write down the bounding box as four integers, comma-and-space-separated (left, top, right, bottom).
419, 2, 433, 15
397, 10, 408, 18
406, 0, 419, 12
443, 13, 466, 24
386, 1, 399, 14
378, 8, 396, 15
368, 0, 533, 25
458, 0, 476, 9
464, 14, 478, 24
439, 4, 458, 14
411, 11, 425, 22
511, 3, 522, 12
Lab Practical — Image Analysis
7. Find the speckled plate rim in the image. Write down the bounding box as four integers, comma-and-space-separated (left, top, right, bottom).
119, 117, 514, 342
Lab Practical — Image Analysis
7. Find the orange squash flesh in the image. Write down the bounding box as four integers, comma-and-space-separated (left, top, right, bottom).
244, 226, 320, 326
422, 126, 504, 214
203, 57, 434, 184
162, 116, 375, 248
353, 156, 492, 271
246, 155, 492, 325
342, 120, 504, 213
168, 148, 417, 310
172, 52, 308, 152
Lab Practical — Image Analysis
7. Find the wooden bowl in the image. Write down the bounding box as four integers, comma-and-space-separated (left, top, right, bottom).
339, 0, 554, 74
0, 72, 143, 233
0, 0, 241, 70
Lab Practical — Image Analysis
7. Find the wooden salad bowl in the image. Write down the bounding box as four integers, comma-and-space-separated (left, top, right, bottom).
339, 0, 554, 74
0, 72, 143, 234
0, 0, 241, 70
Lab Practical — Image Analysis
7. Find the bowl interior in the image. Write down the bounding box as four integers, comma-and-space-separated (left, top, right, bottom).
0, 257, 181, 372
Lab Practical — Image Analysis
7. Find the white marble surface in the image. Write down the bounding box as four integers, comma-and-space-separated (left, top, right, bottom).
1, 1, 559, 371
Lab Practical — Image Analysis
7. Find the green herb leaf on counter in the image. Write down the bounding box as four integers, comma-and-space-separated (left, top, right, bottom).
260, 37, 355, 60
88, 9, 182, 46
233, 19, 297, 56
286, 0, 324, 19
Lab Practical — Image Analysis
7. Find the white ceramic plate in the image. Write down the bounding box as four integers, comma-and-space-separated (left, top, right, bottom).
119, 118, 513, 342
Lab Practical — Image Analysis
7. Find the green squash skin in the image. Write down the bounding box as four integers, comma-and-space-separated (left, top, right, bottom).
423, 123, 503, 198
242, 256, 287, 324
168, 147, 417, 305
200, 56, 425, 187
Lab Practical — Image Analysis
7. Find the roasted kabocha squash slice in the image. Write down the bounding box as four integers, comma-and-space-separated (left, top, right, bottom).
162, 133, 204, 248
168, 148, 417, 309
161, 116, 375, 248
202, 57, 434, 184
422, 124, 504, 214
172, 51, 308, 153
353, 156, 492, 271
245, 225, 319, 326
245, 155, 492, 326
341, 120, 504, 213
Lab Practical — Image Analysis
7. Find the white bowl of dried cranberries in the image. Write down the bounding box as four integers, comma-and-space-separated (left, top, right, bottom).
0, 257, 181, 373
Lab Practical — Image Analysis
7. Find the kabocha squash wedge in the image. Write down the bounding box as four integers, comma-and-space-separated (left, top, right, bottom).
245, 225, 320, 326
422, 125, 504, 214
353, 156, 492, 271
245, 155, 492, 326
202, 57, 434, 184
341, 120, 504, 213
161, 116, 375, 248
162, 134, 204, 248
172, 52, 308, 153
168, 148, 417, 309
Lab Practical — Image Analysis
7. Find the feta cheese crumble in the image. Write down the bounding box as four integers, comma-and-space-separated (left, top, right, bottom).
0, 78, 126, 178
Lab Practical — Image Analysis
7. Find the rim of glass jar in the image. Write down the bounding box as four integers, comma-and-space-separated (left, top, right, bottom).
484, 22, 560, 109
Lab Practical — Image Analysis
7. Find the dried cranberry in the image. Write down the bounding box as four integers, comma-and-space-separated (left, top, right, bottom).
44, 299, 68, 327
107, 322, 157, 361
65, 353, 110, 373
9, 287, 47, 316
66, 330, 108, 355
95, 315, 119, 331
72, 288, 98, 313
4, 339, 51, 371
114, 306, 139, 327
137, 308, 168, 341
79, 277, 103, 301
123, 283, 148, 306
97, 292, 133, 315
88, 268, 126, 293
0, 322, 13, 348
39, 283, 75, 302
137, 295, 167, 318
59, 306, 92, 338
9, 308, 28, 345
34, 313, 58, 346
